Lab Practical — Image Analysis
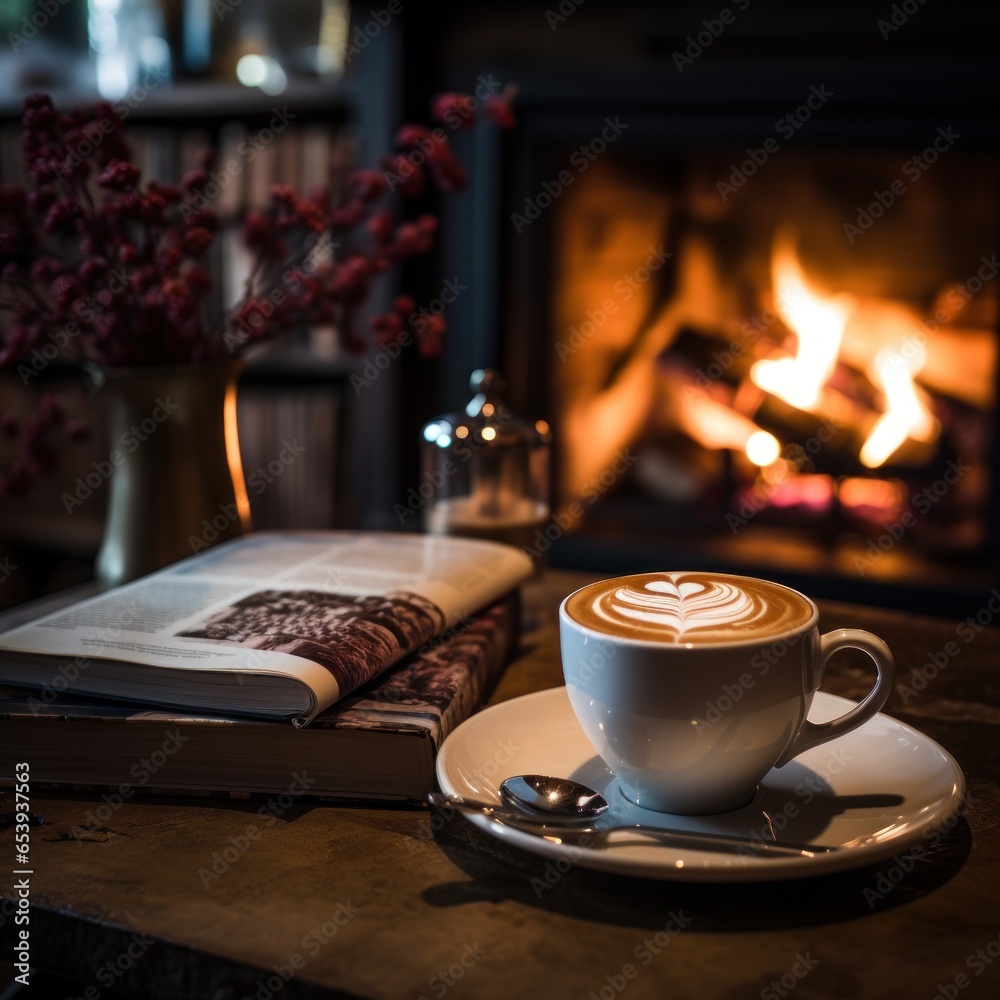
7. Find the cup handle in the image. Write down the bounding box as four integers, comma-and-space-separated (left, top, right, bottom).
775, 629, 895, 767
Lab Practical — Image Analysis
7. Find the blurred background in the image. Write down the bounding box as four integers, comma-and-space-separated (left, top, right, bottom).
0, 0, 998, 617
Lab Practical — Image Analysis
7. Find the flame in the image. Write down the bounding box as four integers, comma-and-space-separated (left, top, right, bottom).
678, 389, 779, 466
747, 239, 939, 470
859, 349, 938, 468
750, 243, 852, 410
745, 430, 781, 467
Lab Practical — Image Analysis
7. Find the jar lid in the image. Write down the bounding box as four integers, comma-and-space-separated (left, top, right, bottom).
421, 369, 551, 451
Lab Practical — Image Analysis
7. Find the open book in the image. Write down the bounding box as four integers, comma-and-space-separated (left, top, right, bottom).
0, 597, 519, 802
0, 532, 532, 726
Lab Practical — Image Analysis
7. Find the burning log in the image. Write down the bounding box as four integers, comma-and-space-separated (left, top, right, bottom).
745, 387, 865, 476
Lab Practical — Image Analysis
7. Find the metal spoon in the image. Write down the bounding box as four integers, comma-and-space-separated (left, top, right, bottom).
500, 774, 609, 822
429, 774, 839, 857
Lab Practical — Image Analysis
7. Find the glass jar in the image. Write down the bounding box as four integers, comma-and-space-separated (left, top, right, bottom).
421, 369, 551, 560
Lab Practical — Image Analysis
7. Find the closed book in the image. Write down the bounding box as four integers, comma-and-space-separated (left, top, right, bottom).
0, 597, 518, 804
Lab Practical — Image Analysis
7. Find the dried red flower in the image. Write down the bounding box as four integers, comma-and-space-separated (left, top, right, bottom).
97, 159, 141, 192
182, 208, 219, 231
156, 246, 184, 275
147, 180, 183, 204
182, 265, 212, 294
483, 86, 518, 131
416, 214, 438, 237
118, 242, 141, 265
350, 169, 389, 202
431, 93, 478, 130
1, 84, 517, 495
390, 222, 426, 259
42, 195, 81, 233
243, 211, 269, 249
330, 198, 367, 229
367, 209, 394, 244
77, 257, 108, 286
387, 155, 425, 198
395, 124, 433, 148
425, 139, 467, 194
370, 311, 404, 347
415, 313, 447, 358
182, 169, 209, 193
297, 200, 326, 233
180, 226, 214, 257
51, 274, 81, 307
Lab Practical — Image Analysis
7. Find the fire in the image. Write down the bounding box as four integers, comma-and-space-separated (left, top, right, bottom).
749, 239, 937, 470
750, 242, 853, 410
745, 430, 781, 467
678, 389, 779, 467
860, 348, 938, 468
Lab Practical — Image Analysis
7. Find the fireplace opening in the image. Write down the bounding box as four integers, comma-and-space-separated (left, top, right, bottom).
545, 147, 997, 605
413, 0, 1000, 612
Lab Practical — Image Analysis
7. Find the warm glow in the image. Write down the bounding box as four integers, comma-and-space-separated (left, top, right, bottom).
481, 426, 497, 441
224, 380, 252, 530
677, 389, 774, 455
766, 475, 835, 512
839, 477, 906, 521
860, 350, 938, 468
750, 242, 852, 411
745, 430, 781, 467
761, 458, 790, 484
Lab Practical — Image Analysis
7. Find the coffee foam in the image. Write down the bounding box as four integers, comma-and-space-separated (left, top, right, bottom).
565, 572, 814, 644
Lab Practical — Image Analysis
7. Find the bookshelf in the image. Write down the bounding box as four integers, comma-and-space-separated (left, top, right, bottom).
0, 6, 407, 608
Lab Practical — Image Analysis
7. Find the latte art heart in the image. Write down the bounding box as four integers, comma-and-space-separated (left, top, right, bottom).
609, 580, 760, 635
565, 572, 814, 644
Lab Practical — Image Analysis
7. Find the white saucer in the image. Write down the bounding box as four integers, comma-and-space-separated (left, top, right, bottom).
436, 686, 966, 882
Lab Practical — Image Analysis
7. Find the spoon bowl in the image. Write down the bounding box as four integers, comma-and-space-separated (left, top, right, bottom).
499, 774, 610, 823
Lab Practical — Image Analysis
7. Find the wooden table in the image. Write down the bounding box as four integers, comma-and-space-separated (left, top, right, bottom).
3, 571, 1000, 999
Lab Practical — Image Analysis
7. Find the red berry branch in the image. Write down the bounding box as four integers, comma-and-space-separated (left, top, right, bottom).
0, 85, 517, 495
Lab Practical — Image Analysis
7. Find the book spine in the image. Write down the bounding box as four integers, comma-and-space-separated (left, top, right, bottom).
434, 593, 521, 747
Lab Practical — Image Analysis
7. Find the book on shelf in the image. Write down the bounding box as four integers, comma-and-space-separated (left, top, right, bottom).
0, 595, 519, 803
0, 531, 533, 726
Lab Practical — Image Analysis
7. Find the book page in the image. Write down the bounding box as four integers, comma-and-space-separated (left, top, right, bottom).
0, 532, 532, 721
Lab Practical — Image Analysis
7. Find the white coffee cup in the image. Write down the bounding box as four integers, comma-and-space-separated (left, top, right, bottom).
560, 571, 895, 815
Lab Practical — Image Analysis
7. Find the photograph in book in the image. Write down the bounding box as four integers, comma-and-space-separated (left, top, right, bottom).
176, 589, 447, 697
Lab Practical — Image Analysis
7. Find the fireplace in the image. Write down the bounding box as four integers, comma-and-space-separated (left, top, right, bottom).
540, 146, 996, 610
423, 1, 1000, 614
